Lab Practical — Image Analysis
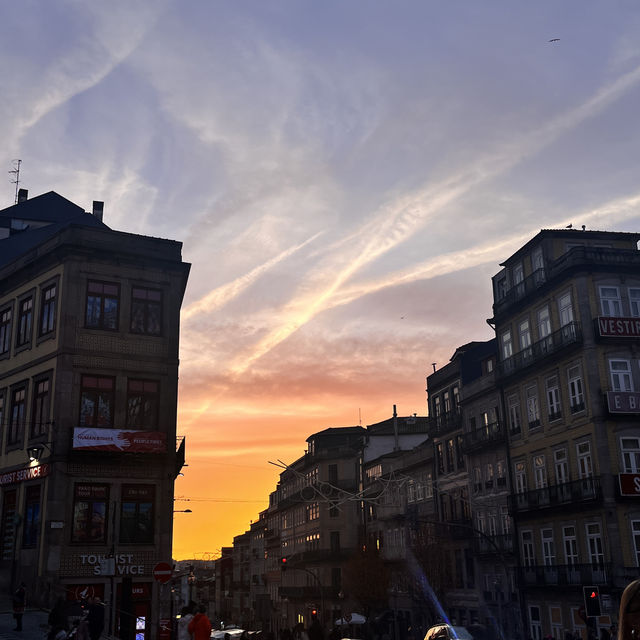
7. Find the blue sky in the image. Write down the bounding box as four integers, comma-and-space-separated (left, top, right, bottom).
3, 1, 640, 557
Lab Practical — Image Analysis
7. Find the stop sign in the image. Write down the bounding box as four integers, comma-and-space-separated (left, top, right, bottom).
153, 562, 173, 584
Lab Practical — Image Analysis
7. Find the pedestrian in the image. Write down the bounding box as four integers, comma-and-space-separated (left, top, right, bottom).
48, 597, 69, 640
618, 579, 640, 640
178, 605, 195, 640
309, 614, 324, 640
12, 582, 27, 632
87, 596, 105, 640
188, 604, 212, 640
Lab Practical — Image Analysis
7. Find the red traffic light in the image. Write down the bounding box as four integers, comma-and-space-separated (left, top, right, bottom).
280, 557, 287, 571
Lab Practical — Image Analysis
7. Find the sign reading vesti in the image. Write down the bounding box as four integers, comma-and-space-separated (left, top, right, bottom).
73, 428, 167, 453
597, 317, 640, 338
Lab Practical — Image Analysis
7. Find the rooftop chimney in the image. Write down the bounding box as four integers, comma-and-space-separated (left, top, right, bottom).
92, 200, 104, 222
17, 188, 28, 203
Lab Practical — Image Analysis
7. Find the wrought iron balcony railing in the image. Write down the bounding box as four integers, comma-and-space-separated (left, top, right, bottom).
473, 533, 514, 556
428, 409, 463, 437
497, 322, 582, 379
511, 476, 602, 513
520, 562, 612, 587
461, 421, 506, 453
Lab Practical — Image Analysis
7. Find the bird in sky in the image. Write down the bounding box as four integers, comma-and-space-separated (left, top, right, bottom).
549, 38, 560, 42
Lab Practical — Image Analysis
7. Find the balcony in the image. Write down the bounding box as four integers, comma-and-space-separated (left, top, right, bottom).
520, 562, 612, 587
473, 533, 514, 557
428, 409, 463, 437
511, 476, 602, 514
494, 268, 547, 315
497, 322, 582, 380
461, 421, 506, 453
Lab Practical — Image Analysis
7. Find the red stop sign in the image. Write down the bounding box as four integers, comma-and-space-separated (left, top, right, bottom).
153, 562, 173, 584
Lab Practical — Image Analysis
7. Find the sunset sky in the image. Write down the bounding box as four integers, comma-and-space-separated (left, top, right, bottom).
2, 2, 640, 560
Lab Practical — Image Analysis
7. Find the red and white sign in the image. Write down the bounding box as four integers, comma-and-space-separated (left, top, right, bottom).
597, 317, 640, 338
73, 428, 167, 453
153, 562, 173, 584
607, 391, 640, 414
0, 463, 50, 486
619, 473, 640, 496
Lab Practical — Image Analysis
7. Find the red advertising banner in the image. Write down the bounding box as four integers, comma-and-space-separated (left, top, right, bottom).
597, 317, 640, 338
619, 473, 640, 496
0, 463, 50, 486
607, 391, 640, 414
73, 428, 167, 453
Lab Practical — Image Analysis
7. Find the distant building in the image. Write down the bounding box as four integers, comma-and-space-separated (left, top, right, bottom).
0, 191, 190, 639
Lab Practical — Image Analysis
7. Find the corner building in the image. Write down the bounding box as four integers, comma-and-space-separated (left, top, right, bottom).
489, 229, 640, 639
0, 191, 190, 638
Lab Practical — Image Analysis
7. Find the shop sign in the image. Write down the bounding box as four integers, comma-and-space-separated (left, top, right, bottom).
159, 618, 172, 640
607, 391, 640, 414
66, 584, 105, 602
597, 317, 640, 338
0, 463, 50, 486
81, 553, 146, 576
619, 473, 640, 496
72, 428, 167, 453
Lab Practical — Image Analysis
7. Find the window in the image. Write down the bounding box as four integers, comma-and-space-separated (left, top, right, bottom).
521, 530, 535, 567
541, 528, 555, 566
630, 288, 640, 317
529, 606, 542, 640
0, 490, 17, 561
86, 281, 119, 330
600, 286, 622, 317
126, 380, 159, 428
436, 442, 444, 474
568, 365, 585, 413
513, 263, 524, 297
443, 390, 451, 413
621, 438, 640, 473
610, 359, 633, 392
537, 306, 551, 340
330, 531, 340, 553
487, 511, 497, 536
120, 485, 154, 544
79, 376, 115, 428
31, 379, 50, 438
39, 283, 57, 335
514, 461, 527, 494
526, 385, 540, 429
496, 460, 506, 487
446, 438, 455, 472
0, 308, 11, 355
563, 526, 578, 565
532, 248, 545, 281
533, 455, 547, 489
473, 467, 482, 493
577, 441, 593, 479
500, 330, 513, 360
546, 376, 562, 421
16, 297, 33, 347
130, 287, 162, 335
501, 506, 511, 534
519, 319, 532, 352
328, 464, 338, 483
507, 395, 521, 435
554, 448, 569, 484
558, 292, 574, 327
424, 472, 433, 498
306, 502, 319, 521
632, 521, 640, 567
456, 434, 465, 469
22, 486, 41, 548
586, 523, 604, 564
8, 387, 26, 445
407, 481, 416, 503
486, 463, 494, 488
71, 484, 109, 543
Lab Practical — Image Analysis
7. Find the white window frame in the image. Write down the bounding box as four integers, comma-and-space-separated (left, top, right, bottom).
599, 285, 622, 317
533, 454, 547, 489
526, 385, 540, 427
568, 365, 585, 412
501, 506, 511, 534
537, 305, 551, 339
521, 530, 535, 567
586, 522, 604, 564
546, 376, 562, 420
529, 606, 542, 640
577, 441, 593, 479
541, 528, 556, 566
554, 448, 569, 485
513, 263, 524, 296
501, 330, 513, 360
514, 461, 527, 494
519, 318, 532, 351
508, 395, 521, 433
558, 291, 574, 327
563, 525, 578, 565
610, 359, 633, 392
621, 437, 640, 473
632, 520, 640, 567
630, 287, 640, 318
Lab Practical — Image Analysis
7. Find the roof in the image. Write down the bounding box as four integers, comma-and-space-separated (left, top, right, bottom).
0, 191, 94, 224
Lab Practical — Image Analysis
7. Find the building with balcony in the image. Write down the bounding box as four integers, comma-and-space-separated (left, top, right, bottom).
0, 190, 190, 639
489, 228, 640, 640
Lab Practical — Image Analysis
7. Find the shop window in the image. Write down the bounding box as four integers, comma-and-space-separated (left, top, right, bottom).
31, 379, 51, 438
86, 281, 119, 330
39, 283, 57, 336
120, 485, 154, 544
71, 484, 109, 543
22, 486, 41, 548
0, 490, 17, 560
130, 287, 162, 336
80, 376, 115, 428
126, 380, 159, 429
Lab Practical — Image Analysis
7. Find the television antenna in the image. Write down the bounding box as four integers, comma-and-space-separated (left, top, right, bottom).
9, 159, 21, 204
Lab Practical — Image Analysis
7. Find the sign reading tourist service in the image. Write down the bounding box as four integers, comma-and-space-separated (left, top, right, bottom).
0, 464, 50, 486
73, 428, 167, 453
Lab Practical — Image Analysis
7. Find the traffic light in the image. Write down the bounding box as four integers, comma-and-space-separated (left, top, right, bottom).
583, 585, 602, 617
280, 557, 287, 571
311, 610, 317, 618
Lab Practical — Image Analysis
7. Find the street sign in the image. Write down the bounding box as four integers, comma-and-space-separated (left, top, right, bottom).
153, 562, 173, 584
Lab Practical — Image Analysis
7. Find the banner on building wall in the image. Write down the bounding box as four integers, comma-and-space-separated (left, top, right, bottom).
72, 428, 167, 453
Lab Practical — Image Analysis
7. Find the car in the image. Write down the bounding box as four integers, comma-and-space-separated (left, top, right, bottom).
424, 624, 474, 640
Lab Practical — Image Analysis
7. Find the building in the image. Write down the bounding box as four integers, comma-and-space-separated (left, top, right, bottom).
489, 228, 640, 639
0, 190, 190, 639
